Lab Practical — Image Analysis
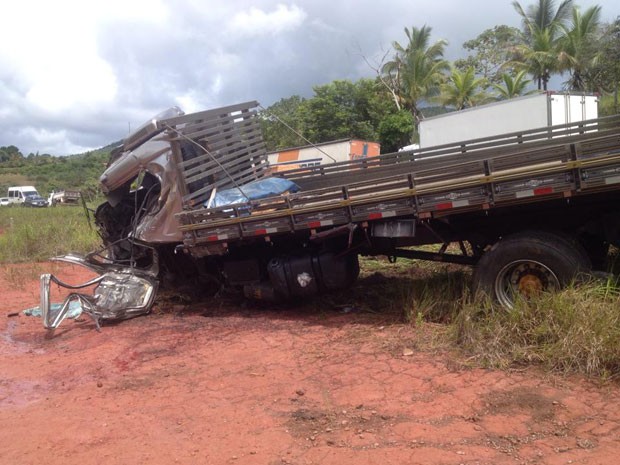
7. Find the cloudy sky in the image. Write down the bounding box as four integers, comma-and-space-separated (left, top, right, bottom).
0, 0, 616, 155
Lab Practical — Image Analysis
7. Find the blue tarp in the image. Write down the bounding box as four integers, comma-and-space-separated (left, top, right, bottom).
23, 300, 83, 319
208, 177, 300, 208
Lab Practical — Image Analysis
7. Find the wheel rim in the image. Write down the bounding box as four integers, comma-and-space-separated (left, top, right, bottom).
494, 259, 560, 309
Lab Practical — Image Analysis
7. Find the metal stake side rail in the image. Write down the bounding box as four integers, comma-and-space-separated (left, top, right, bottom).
177, 115, 620, 254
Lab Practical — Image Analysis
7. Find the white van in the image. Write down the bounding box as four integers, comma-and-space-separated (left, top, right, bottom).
8, 186, 40, 204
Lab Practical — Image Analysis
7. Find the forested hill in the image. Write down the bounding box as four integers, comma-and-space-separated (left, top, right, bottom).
0, 142, 118, 201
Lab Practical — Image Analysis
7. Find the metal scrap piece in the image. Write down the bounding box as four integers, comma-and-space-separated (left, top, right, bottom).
39, 254, 158, 334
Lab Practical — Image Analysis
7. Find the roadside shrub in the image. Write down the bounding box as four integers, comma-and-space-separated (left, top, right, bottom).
454, 280, 620, 378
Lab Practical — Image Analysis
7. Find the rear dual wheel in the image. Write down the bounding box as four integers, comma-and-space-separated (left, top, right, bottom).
473, 231, 591, 309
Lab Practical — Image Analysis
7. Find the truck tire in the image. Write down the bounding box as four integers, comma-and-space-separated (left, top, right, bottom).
473, 231, 591, 309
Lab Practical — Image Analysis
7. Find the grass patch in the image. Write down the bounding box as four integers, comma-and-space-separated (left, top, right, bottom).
358, 255, 470, 324
455, 280, 620, 379
357, 255, 620, 379
0, 206, 100, 263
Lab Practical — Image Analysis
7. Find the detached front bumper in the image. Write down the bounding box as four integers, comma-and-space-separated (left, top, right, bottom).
39, 254, 158, 334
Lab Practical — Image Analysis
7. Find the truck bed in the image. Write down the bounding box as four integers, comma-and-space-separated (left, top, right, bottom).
176, 115, 620, 255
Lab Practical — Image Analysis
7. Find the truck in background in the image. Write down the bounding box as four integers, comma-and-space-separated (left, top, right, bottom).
48, 189, 81, 206
7, 186, 40, 205
418, 92, 598, 148
267, 139, 380, 173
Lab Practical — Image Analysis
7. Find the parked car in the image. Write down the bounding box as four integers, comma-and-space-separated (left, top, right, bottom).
0, 197, 10, 206
23, 195, 48, 208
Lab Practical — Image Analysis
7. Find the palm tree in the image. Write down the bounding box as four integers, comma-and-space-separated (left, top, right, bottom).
440, 67, 490, 110
557, 6, 602, 90
492, 70, 535, 99
512, 0, 574, 89
586, 19, 620, 112
382, 25, 449, 124
512, 27, 559, 90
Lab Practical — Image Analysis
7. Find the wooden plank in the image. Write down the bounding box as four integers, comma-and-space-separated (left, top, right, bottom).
161, 101, 259, 127
182, 166, 270, 204
182, 143, 267, 182
180, 139, 266, 173
175, 121, 261, 154
175, 117, 260, 145
161, 101, 269, 208
184, 158, 269, 196
179, 137, 266, 173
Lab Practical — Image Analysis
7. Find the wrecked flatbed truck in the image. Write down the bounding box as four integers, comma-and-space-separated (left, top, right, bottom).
41, 101, 620, 331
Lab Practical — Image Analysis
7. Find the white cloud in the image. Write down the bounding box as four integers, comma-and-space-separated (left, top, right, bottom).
0, 0, 170, 115
227, 3, 307, 37
17, 127, 93, 155
210, 49, 242, 70
0, 0, 618, 155
210, 74, 223, 96
96, 0, 169, 23
175, 91, 202, 114
25, 58, 118, 112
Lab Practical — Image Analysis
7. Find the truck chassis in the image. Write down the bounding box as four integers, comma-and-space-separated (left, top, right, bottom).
41, 103, 620, 330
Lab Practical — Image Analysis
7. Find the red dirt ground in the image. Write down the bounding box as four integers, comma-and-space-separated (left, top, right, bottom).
1, 262, 619, 465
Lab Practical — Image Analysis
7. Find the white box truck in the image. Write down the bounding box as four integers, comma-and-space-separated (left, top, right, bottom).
419, 92, 599, 148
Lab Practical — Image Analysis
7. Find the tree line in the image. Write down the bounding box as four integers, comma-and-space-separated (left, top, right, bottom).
0, 145, 111, 201
260, 0, 620, 152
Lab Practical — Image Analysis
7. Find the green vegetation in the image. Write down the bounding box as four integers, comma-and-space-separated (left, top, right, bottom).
358, 256, 470, 324
0, 144, 114, 202
512, 0, 576, 90
0, 207, 101, 263
381, 25, 450, 124
260, 79, 405, 152
456, 281, 620, 378
454, 25, 522, 84
492, 70, 536, 98
439, 67, 491, 110
355, 256, 620, 379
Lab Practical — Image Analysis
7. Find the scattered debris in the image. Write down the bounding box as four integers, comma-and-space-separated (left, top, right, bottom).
35, 254, 158, 334
23, 300, 83, 319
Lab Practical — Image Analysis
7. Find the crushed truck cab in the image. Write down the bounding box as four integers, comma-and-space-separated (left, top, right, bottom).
40, 101, 620, 333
